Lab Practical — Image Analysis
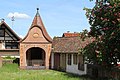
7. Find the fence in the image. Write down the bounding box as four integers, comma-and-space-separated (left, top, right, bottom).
87, 64, 120, 80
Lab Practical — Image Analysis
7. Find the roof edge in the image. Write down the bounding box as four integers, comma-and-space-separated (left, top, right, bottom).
20, 25, 52, 43
0, 21, 21, 40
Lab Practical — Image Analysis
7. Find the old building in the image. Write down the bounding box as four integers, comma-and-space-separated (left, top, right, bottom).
51, 32, 92, 75
0, 20, 20, 67
20, 8, 52, 69
0, 8, 94, 76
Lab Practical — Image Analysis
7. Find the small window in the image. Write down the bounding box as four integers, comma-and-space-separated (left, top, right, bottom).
12, 46, 17, 49
73, 54, 78, 65
68, 54, 72, 65
5, 42, 18, 49
0, 29, 5, 37
6, 46, 11, 49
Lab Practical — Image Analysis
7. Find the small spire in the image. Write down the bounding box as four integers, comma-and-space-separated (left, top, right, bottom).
36, 8, 40, 16
30, 8, 52, 42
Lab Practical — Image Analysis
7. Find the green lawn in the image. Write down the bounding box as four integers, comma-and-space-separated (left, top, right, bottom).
0, 64, 85, 80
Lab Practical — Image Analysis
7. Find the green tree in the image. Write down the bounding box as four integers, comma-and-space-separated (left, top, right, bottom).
83, 0, 120, 68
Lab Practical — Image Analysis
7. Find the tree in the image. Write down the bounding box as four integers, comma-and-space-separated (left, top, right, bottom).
82, 0, 120, 68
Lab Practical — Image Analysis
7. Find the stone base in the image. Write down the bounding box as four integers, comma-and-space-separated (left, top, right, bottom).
19, 66, 48, 70
45, 66, 49, 69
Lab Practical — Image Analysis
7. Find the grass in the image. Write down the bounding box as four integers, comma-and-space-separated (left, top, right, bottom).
0, 64, 85, 80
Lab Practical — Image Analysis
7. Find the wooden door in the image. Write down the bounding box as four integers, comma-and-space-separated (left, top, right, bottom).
54, 53, 60, 70
60, 54, 66, 71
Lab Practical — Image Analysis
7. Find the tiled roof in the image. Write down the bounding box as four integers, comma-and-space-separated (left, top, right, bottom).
62, 32, 80, 37
52, 37, 93, 53
22, 8, 52, 43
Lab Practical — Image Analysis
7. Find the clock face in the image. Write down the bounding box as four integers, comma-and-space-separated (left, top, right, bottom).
33, 33, 39, 38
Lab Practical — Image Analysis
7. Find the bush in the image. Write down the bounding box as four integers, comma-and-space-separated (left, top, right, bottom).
3, 56, 15, 60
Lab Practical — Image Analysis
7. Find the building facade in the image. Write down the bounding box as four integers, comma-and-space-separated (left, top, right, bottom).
0, 20, 20, 67
51, 32, 93, 75
0, 8, 93, 76
20, 8, 52, 69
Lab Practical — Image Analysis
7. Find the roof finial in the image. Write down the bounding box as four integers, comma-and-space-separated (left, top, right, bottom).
37, 8, 39, 11
0, 18, 5, 22
36, 8, 40, 16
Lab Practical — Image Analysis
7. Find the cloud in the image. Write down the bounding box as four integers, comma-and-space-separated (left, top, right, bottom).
7, 12, 31, 19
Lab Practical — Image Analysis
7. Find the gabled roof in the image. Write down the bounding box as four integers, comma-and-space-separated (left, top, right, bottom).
52, 36, 93, 53
22, 8, 52, 43
0, 21, 21, 41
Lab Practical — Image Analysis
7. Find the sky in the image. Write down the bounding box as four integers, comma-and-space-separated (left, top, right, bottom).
0, 0, 95, 38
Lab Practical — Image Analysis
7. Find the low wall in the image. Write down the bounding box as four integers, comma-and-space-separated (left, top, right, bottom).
66, 64, 87, 75
2, 59, 13, 64
0, 56, 2, 67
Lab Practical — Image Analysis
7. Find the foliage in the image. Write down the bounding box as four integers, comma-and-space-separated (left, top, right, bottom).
3, 56, 16, 60
80, 29, 89, 40
0, 64, 85, 80
83, 0, 120, 68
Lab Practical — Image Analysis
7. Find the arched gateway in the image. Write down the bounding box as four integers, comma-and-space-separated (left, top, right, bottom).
26, 47, 45, 67
20, 8, 52, 69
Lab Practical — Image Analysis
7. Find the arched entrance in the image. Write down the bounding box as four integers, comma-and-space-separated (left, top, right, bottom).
26, 47, 45, 67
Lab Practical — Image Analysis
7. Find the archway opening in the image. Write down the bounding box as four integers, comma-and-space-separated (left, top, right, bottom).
26, 47, 45, 66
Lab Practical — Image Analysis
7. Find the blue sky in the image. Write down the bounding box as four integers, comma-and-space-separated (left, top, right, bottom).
0, 0, 95, 38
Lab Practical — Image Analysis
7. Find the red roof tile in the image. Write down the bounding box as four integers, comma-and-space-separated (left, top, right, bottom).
62, 32, 80, 37
22, 8, 52, 42
52, 37, 93, 53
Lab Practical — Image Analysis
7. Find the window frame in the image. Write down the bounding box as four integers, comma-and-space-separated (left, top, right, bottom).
5, 42, 18, 49
0, 29, 5, 37
67, 54, 72, 65
73, 54, 78, 65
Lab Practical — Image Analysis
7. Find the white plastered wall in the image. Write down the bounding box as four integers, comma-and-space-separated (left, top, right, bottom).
51, 52, 54, 69
66, 54, 87, 75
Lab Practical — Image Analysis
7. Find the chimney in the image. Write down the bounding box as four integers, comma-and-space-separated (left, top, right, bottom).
67, 31, 70, 33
